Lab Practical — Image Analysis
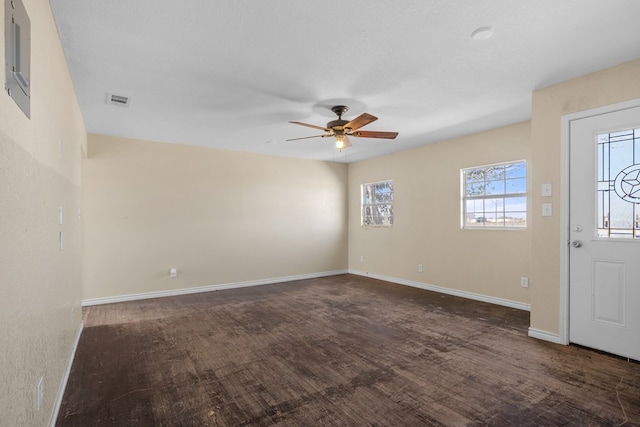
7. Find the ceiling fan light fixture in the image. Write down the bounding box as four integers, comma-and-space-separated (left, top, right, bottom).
335, 134, 351, 151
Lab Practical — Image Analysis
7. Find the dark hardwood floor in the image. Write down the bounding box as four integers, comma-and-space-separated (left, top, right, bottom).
57, 274, 640, 426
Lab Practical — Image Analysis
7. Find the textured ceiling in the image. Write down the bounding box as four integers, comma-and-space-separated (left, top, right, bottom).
50, 0, 640, 163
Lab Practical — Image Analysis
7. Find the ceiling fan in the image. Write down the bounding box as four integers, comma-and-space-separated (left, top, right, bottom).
287, 105, 398, 151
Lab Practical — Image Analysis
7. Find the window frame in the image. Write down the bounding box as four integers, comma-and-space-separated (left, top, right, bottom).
361, 179, 394, 228
461, 160, 527, 230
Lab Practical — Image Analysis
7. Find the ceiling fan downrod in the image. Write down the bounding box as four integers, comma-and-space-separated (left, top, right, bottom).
331, 105, 349, 119
328, 105, 350, 130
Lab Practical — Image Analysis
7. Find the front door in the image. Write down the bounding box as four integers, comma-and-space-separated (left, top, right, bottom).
569, 105, 640, 361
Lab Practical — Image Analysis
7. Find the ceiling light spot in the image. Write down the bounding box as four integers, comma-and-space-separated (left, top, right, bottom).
471, 26, 494, 40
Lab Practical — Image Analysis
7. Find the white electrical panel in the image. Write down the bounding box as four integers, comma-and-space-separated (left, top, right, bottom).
4, 0, 31, 118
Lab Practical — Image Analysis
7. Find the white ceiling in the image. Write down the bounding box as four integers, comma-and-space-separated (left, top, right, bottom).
50, 0, 640, 163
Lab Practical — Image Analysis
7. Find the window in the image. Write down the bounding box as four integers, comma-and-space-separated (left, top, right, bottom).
597, 128, 640, 238
462, 161, 527, 228
362, 180, 393, 227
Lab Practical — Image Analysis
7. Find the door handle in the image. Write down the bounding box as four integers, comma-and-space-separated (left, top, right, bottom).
572, 240, 583, 248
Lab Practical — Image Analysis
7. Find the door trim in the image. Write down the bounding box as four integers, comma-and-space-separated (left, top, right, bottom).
559, 97, 640, 346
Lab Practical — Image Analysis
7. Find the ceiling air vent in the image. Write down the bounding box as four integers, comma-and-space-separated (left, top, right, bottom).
106, 93, 130, 107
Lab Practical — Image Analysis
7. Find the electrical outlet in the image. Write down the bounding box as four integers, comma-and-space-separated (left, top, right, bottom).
520, 277, 529, 288
418, 263, 423, 273
359, 255, 364, 263
169, 268, 177, 278
36, 377, 43, 410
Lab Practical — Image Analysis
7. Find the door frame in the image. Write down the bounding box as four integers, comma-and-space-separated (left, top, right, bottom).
559, 97, 640, 345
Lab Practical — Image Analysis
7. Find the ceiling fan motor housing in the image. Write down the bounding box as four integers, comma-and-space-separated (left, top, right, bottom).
327, 119, 349, 134
328, 106, 351, 134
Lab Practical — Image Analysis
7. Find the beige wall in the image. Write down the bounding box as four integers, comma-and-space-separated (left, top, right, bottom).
82, 135, 348, 300
348, 122, 532, 306
0, 0, 86, 425
348, 58, 640, 336
529, 58, 640, 336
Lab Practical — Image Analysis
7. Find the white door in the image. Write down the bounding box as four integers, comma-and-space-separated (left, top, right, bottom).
569, 105, 640, 361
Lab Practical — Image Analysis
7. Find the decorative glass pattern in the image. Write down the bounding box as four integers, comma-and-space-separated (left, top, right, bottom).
362, 180, 393, 227
597, 128, 640, 238
462, 161, 527, 228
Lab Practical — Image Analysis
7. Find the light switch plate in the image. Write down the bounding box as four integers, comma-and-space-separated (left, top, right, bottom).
542, 183, 552, 197
542, 203, 552, 217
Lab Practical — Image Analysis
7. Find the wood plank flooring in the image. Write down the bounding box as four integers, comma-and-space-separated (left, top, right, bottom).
56, 274, 640, 426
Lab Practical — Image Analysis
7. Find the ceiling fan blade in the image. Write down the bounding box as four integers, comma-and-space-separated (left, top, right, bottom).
354, 130, 399, 139
289, 121, 329, 131
286, 134, 327, 141
345, 113, 378, 131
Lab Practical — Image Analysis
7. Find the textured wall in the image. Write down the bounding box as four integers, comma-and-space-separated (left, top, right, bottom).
0, 0, 86, 425
348, 121, 532, 306
82, 135, 348, 300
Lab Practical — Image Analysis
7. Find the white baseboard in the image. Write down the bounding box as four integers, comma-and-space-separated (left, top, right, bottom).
49, 321, 84, 427
82, 269, 349, 306
528, 327, 565, 344
348, 269, 531, 312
